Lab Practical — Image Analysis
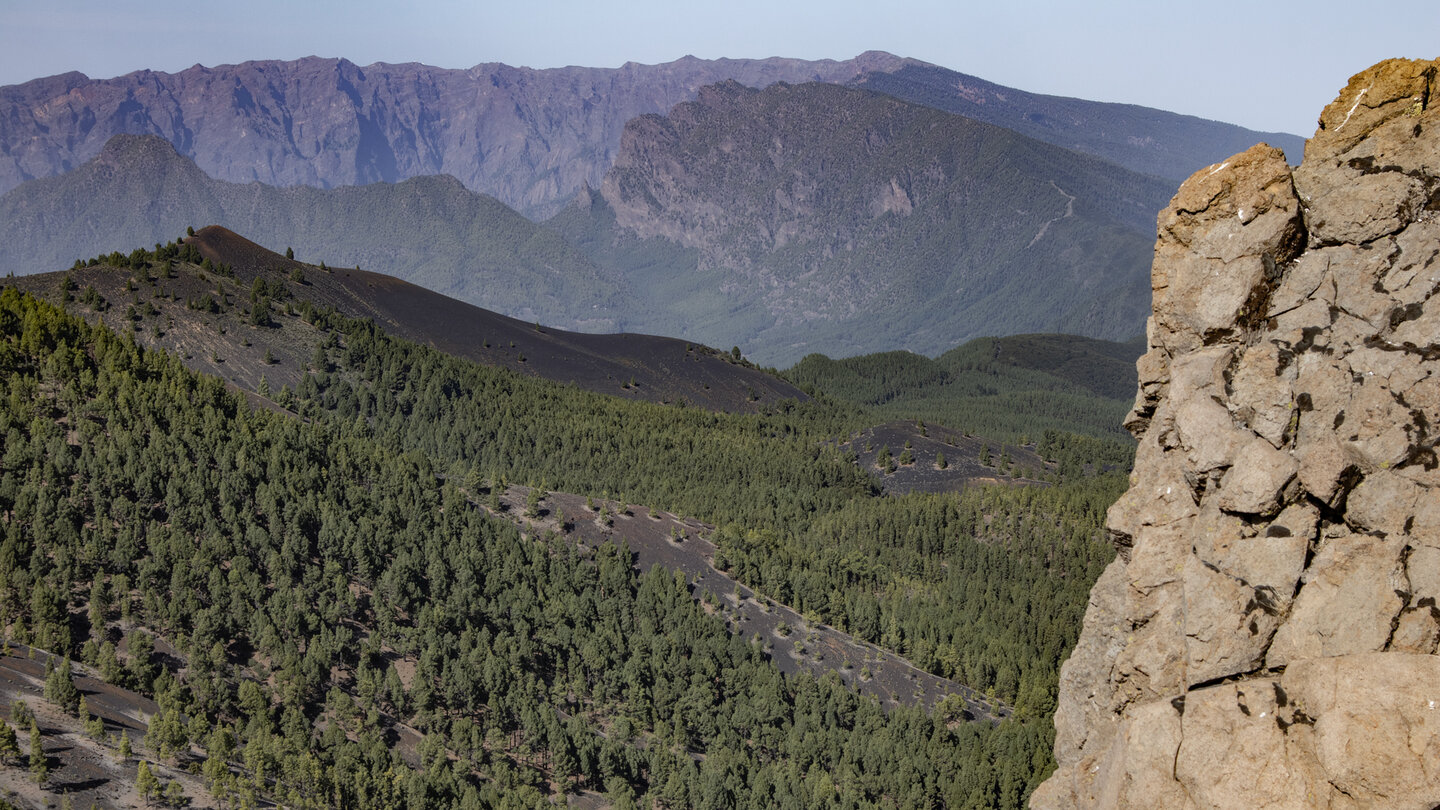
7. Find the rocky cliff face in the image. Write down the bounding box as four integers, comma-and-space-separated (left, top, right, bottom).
1033, 58, 1440, 809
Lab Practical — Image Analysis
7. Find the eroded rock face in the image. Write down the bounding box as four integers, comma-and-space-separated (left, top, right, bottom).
1034, 58, 1440, 809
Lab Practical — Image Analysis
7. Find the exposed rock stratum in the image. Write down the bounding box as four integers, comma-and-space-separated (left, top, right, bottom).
1033, 58, 1440, 809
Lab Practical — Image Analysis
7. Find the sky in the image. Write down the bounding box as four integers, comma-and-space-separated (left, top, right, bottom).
1, 0, 1436, 136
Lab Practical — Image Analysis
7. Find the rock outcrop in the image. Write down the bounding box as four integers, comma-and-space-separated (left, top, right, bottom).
1033, 58, 1440, 809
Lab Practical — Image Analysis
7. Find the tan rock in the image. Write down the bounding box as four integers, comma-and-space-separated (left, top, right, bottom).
1034, 700, 1188, 810
1190, 500, 1312, 590
1267, 532, 1407, 667
1304, 58, 1440, 168
1036, 59, 1440, 810
1182, 555, 1280, 685
1152, 144, 1304, 352
1174, 680, 1314, 809
1387, 608, 1439, 654
1226, 341, 1298, 447
1283, 653, 1440, 806
1298, 169, 1427, 245
1347, 469, 1423, 536
1406, 546, 1440, 599
1216, 438, 1298, 515
1052, 558, 1130, 767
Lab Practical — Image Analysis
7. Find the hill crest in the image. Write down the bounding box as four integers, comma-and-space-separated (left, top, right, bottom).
9, 225, 807, 414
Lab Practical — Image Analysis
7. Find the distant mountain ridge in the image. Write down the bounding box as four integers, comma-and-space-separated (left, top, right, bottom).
0, 134, 619, 331
1, 52, 1301, 219
0, 53, 910, 219
855, 64, 1306, 182
553, 80, 1173, 364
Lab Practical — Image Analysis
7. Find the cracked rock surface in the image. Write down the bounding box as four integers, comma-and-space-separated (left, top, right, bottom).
1033, 58, 1440, 809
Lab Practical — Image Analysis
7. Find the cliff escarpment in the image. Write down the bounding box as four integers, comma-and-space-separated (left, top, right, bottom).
1034, 58, 1440, 808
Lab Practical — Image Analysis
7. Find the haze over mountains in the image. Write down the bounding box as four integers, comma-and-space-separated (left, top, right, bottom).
0, 134, 623, 330
0, 52, 1301, 218
555, 80, 1173, 362
0, 52, 1307, 365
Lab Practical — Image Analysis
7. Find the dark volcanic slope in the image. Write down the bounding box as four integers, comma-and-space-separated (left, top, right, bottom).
0, 53, 909, 218
854, 64, 1306, 182
188, 227, 810, 411
9, 227, 806, 413
557, 80, 1173, 365
0, 134, 620, 332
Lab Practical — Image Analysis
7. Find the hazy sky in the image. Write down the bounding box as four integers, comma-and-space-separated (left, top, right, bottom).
1, 0, 1435, 136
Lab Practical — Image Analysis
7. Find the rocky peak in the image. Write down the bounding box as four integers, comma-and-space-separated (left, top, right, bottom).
1033, 58, 1440, 809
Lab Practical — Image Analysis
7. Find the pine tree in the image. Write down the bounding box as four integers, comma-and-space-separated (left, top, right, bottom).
28, 717, 46, 783
0, 719, 19, 764
44, 657, 81, 714
136, 759, 160, 805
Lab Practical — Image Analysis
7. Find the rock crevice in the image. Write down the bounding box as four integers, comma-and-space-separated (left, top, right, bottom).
1034, 58, 1440, 809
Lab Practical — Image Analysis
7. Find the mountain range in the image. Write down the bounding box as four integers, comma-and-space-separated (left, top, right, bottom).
0, 52, 1306, 365
1, 81, 1180, 364
0, 134, 622, 330
0, 52, 1301, 219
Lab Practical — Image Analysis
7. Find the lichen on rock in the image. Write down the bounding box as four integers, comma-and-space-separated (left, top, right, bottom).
1034, 58, 1440, 809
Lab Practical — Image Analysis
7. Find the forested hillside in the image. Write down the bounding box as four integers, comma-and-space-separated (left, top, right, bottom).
787, 333, 1144, 444
0, 243, 1124, 806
